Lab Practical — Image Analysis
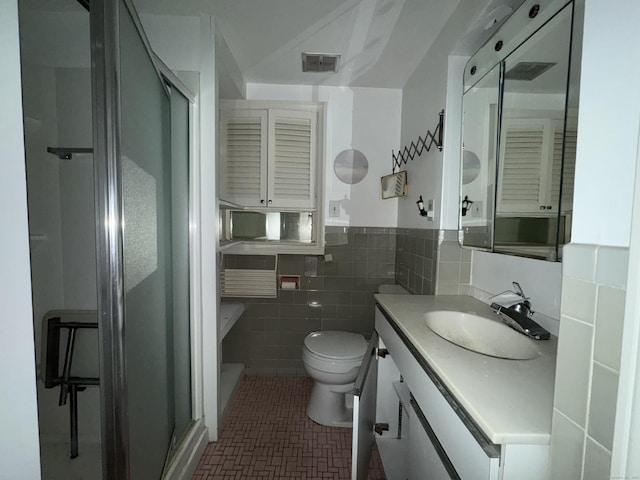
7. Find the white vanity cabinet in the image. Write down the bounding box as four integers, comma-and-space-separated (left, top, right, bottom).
219, 101, 321, 210
351, 303, 552, 480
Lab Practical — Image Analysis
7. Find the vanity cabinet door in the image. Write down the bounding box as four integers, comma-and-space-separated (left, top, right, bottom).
351, 331, 379, 480
409, 397, 459, 479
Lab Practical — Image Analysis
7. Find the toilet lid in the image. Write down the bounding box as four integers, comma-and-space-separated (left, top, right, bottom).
304, 331, 368, 360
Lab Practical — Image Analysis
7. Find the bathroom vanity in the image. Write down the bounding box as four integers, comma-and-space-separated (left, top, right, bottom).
352, 294, 557, 480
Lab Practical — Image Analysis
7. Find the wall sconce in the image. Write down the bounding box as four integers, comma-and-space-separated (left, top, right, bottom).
461, 195, 473, 216
417, 196, 428, 217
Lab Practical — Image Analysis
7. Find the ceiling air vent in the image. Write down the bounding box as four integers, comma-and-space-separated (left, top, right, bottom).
301, 52, 340, 73
505, 62, 556, 81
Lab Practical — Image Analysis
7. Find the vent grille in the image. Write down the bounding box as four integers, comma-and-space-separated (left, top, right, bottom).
505, 62, 555, 81
301, 52, 340, 73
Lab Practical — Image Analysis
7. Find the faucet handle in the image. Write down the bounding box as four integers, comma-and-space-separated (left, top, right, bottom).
512, 281, 526, 298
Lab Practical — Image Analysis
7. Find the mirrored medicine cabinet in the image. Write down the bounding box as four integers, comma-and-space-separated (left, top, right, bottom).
460, 0, 580, 262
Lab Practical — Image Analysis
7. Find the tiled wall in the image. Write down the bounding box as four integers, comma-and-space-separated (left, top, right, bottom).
222, 226, 472, 374
395, 228, 470, 295
395, 228, 437, 294
434, 230, 472, 295
549, 244, 628, 478
222, 226, 397, 374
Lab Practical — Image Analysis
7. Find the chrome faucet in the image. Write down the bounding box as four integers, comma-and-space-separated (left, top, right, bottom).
490, 282, 550, 340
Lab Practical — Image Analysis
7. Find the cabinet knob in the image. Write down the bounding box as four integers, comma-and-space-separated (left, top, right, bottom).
268, 199, 272, 204
260, 199, 265, 204
539, 205, 545, 210
547, 205, 553, 210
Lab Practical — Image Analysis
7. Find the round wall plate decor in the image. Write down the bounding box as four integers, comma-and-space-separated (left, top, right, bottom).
334, 149, 369, 184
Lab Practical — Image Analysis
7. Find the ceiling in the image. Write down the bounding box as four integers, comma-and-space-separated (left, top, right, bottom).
130, 0, 461, 88
20, 0, 526, 89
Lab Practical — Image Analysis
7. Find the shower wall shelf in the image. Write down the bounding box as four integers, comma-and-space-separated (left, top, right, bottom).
47, 147, 94, 160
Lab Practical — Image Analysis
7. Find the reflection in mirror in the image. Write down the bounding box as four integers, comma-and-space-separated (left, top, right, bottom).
462, 150, 481, 185
381, 171, 408, 199
221, 210, 314, 243
495, 5, 573, 261
460, 3, 576, 262
460, 65, 501, 249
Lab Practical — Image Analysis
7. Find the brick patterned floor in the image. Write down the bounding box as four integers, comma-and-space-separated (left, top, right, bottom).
193, 376, 386, 479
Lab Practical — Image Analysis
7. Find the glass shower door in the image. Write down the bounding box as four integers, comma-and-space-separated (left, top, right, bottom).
119, 4, 173, 479
92, 0, 191, 478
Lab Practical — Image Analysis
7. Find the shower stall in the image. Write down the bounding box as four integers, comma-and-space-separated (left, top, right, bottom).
19, 0, 198, 478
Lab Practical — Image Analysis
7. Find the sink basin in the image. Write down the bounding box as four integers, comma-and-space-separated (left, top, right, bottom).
424, 310, 540, 360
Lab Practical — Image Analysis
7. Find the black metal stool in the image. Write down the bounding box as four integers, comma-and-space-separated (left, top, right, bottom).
43, 315, 99, 459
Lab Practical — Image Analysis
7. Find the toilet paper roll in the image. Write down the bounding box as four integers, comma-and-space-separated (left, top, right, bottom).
281, 281, 297, 290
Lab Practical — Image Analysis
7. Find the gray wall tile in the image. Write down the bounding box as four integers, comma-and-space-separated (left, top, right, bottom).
224, 227, 476, 371
549, 410, 585, 480
554, 317, 593, 427
588, 363, 619, 450
583, 438, 611, 480
223, 227, 404, 370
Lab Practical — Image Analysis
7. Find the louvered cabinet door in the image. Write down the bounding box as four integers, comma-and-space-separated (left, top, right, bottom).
497, 118, 553, 214
219, 109, 268, 207
267, 109, 317, 209
550, 119, 577, 213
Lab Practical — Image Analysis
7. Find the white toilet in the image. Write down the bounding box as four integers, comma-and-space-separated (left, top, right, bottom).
302, 284, 410, 427
302, 330, 368, 427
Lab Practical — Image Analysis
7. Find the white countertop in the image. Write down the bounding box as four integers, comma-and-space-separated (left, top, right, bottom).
374, 294, 557, 445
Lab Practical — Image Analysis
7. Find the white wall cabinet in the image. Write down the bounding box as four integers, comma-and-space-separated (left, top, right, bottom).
497, 117, 576, 215
352, 306, 549, 479
219, 101, 320, 210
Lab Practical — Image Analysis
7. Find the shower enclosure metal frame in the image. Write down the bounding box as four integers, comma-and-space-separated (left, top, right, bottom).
90, 0, 198, 477
91, 0, 128, 475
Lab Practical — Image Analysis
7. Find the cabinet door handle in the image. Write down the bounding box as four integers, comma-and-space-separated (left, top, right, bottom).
377, 348, 389, 358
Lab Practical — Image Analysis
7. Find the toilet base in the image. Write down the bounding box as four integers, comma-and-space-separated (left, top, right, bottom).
306, 381, 354, 428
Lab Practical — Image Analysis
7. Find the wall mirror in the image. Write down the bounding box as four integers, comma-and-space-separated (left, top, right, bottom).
381, 171, 408, 199
460, 2, 577, 262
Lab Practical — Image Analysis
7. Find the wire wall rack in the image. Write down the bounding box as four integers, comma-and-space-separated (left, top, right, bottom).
392, 110, 444, 173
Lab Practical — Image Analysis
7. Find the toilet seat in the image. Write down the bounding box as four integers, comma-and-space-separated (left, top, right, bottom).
303, 331, 367, 361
